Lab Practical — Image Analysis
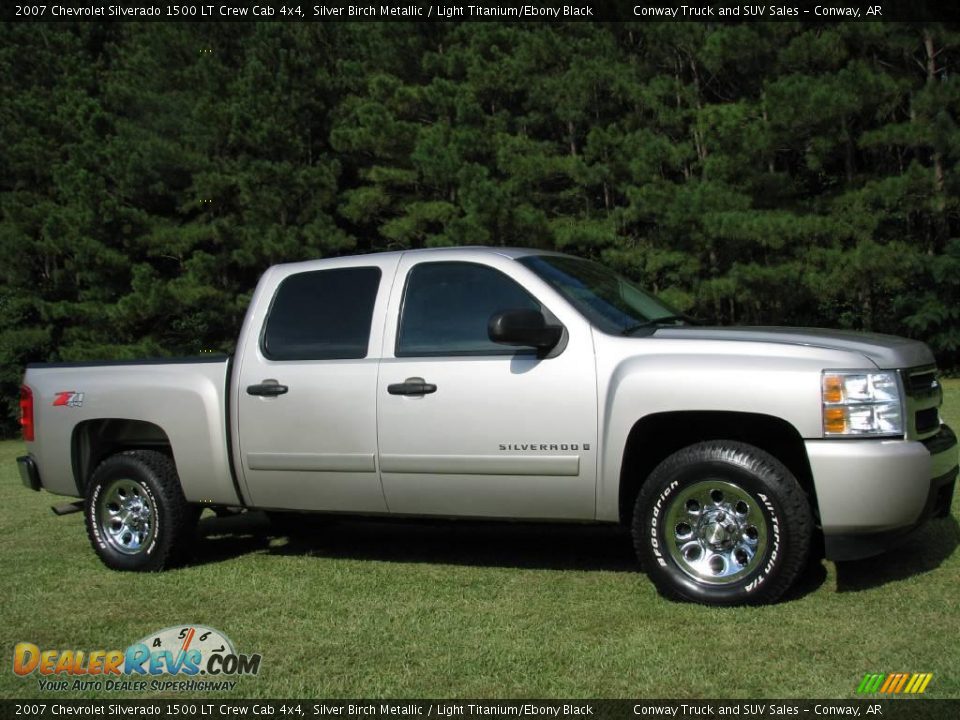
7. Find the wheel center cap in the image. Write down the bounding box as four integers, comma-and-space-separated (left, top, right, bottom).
122, 499, 149, 528
705, 522, 727, 545
699, 509, 740, 550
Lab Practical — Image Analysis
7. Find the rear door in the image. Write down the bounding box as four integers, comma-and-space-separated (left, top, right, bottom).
376, 255, 598, 519
235, 257, 397, 512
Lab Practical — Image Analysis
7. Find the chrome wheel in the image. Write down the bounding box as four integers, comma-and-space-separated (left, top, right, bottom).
97, 479, 156, 555
664, 480, 768, 585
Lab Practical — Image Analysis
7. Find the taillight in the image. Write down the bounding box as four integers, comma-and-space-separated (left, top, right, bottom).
19, 385, 34, 442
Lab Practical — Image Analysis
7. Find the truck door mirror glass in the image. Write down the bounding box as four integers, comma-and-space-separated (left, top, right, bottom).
488, 309, 562, 353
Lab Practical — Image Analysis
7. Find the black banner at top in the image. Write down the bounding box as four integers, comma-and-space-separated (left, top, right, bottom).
3, 0, 960, 23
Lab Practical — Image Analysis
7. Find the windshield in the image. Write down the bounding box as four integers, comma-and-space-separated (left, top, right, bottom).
518, 255, 687, 335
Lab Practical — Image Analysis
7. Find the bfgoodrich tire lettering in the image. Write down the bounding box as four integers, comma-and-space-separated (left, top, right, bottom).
633, 441, 813, 605
84, 450, 197, 571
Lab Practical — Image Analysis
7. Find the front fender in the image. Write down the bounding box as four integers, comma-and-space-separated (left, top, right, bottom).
594, 334, 871, 521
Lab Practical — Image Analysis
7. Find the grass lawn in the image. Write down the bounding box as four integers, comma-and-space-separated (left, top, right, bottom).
1, 383, 958, 700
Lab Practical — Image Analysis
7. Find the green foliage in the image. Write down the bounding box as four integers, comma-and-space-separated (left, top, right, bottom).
1, 22, 959, 435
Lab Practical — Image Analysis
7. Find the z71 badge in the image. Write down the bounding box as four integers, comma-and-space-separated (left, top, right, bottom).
52, 391, 84, 408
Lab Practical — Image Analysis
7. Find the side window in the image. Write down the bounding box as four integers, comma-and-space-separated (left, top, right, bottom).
262, 267, 381, 360
397, 262, 541, 356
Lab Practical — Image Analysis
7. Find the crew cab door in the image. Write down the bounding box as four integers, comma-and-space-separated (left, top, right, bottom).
377, 256, 598, 519
234, 257, 397, 512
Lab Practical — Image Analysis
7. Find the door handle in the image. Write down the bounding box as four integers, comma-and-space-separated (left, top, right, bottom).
247, 379, 289, 397
388, 377, 437, 396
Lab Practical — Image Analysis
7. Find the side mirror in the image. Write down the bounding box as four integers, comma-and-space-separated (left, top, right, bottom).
488, 309, 562, 353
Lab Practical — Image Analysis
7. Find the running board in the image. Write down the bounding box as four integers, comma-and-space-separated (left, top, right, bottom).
51, 501, 84, 516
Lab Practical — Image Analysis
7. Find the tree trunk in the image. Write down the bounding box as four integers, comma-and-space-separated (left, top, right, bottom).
923, 29, 948, 254
924, 30, 946, 199
761, 97, 774, 174
689, 56, 708, 176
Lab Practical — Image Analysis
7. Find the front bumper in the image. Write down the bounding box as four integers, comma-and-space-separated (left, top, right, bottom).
17, 454, 42, 492
805, 425, 957, 561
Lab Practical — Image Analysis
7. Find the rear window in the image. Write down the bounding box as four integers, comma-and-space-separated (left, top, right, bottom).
262, 267, 381, 360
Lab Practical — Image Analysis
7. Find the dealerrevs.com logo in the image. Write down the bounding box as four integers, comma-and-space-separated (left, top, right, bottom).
13, 625, 261, 692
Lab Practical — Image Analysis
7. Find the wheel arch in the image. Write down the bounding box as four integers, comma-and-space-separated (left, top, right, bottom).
618, 411, 818, 526
72, 419, 174, 494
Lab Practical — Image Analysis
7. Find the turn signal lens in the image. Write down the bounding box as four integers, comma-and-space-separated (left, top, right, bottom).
823, 407, 846, 434
822, 375, 843, 404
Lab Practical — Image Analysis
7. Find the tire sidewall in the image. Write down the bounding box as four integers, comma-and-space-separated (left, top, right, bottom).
639, 452, 791, 605
86, 457, 166, 571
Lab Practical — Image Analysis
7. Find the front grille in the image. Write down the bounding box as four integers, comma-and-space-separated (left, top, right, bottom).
915, 407, 940, 434
905, 369, 939, 398
901, 366, 943, 440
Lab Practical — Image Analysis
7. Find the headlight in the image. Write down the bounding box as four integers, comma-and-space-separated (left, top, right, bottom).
822, 371, 903, 437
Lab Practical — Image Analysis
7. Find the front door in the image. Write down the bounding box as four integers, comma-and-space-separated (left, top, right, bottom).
376, 256, 598, 519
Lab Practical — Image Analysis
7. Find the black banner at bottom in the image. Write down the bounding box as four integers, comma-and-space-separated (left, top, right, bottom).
1, 700, 958, 720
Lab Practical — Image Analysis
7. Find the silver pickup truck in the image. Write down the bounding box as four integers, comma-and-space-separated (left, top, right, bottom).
16, 247, 958, 605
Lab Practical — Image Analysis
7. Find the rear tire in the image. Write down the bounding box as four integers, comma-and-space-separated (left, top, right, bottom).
632, 441, 813, 606
85, 450, 197, 571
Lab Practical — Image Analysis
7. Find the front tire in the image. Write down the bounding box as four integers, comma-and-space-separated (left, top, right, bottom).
633, 441, 813, 605
85, 450, 197, 571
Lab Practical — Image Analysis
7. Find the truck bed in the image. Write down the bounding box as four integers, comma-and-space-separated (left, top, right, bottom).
22, 356, 240, 506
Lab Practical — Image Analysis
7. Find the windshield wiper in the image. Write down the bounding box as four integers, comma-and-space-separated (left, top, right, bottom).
620, 315, 689, 336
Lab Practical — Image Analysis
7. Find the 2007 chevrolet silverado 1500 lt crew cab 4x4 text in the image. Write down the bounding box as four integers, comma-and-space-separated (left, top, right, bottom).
16, 247, 959, 605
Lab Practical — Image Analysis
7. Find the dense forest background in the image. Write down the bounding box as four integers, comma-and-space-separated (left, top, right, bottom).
1, 21, 959, 435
